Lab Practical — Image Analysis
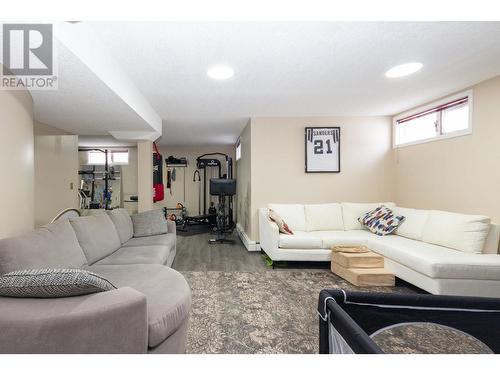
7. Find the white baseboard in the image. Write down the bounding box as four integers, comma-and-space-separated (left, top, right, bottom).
236, 223, 260, 252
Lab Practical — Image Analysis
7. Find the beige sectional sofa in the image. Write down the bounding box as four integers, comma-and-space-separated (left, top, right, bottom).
259, 203, 500, 297
0, 209, 191, 354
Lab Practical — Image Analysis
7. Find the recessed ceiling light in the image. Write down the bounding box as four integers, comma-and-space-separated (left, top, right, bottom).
385, 62, 423, 78
207, 65, 234, 80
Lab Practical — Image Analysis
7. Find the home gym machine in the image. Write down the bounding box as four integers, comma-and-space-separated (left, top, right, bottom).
169, 153, 218, 232
208, 178, 236, 244
196, 152, 234, 226
78, 148, 112, 210
172, 152, 235, 241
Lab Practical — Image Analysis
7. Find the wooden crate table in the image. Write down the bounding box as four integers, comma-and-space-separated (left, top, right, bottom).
331, 246, 395, 287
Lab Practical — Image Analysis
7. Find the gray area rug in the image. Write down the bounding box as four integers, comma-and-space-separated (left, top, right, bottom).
371, 322, 493, 354
180, 270, 412, 354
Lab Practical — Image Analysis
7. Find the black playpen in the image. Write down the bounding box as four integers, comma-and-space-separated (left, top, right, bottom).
318, 289, 500, 354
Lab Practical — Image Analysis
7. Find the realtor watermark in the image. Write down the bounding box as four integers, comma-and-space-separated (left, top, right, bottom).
1, 23, 58, 90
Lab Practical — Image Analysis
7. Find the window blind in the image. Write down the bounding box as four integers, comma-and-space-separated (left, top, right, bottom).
397, 96, 468, 124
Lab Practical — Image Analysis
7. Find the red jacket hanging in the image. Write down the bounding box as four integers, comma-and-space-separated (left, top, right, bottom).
152, 142, 164, 202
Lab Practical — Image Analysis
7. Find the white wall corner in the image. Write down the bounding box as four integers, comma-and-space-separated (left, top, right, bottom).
54, 22, 162, 136
109, 130, 161, 142
236, 223, 260, 252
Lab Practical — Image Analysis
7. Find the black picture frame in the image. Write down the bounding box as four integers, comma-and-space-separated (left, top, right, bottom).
305, 127, 341, 173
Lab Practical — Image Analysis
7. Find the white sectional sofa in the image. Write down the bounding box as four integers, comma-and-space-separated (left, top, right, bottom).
259, 203, 500, 297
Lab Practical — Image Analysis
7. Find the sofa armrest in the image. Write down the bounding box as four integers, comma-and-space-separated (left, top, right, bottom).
259, 208, 280, 254
0, 287, 148, 354
167, 219, 176, 235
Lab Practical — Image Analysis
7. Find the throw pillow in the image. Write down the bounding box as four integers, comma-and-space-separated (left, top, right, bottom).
131, 209, 169, 237
358, 206, 405, 236
0, 268, 116, 298
269, 209, 294, 235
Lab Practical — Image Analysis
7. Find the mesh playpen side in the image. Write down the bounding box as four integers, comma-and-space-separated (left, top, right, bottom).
318, 289, 500, 354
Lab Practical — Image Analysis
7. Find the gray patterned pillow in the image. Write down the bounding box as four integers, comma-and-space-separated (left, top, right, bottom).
0, 269, 116, 298
131, 209, 169, 237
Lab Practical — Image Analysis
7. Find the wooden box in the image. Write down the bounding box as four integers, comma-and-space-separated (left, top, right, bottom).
331, 262, 395, 287
332, 251, 384, 269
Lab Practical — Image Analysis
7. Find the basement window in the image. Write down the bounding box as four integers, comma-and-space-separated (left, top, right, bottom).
87, 151, 108, 165
86, 150, 129, 165
393, 90, 472, 148
111, 151, 129, 165
236, 140, 242, 161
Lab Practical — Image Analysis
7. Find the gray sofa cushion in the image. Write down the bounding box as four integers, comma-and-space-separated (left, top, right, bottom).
0, 220, 88, 275
0, 268, 116, 298
0, 287, 148, 353
94, 246, 171, 266
122, 233, 176, 248
131, 209, 169, 237
107, 209, 134, 244
87, 264, 191, 348
70, 213, 121, 264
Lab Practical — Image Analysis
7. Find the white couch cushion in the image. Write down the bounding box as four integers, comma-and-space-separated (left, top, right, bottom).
341, 202, 395, 230
268, 204, 306, 232
278, 231, 322, 249
368, 235, 500, 280
393, 207, 429, 240
304, 204, 344, 231
484, 224, 500, 254
309, 230, 376, 249
422, 210, 491, 254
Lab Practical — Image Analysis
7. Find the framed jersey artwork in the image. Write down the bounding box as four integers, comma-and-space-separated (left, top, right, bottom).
305, 127, 340, 173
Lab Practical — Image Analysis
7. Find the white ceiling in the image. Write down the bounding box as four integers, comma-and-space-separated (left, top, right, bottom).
30, 22, 500, 145
31, 40, 155, 135
78, 135, 137, 147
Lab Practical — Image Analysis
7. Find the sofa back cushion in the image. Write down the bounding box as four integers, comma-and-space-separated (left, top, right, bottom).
0, 220, 88, 275
483, 224, 500, 254
268, 204, 306, 231
341, 202, 396, 230
304, 204, 344, 231
131, 209, 169, 237
69, 213, 121, 264
107, 209, 133, 244
421, 210, 491, 253
393, 207, 429, 240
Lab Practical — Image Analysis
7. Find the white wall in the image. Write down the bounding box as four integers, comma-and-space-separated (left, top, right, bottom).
0, 89, 34, 238
121, 147, 138, 198
137, 141, 153, 212
34, 135, 79, 226
394, 74, 500, 223
241, 116, 395, 240
236, 121, 251, 235
34, 121, 72, 136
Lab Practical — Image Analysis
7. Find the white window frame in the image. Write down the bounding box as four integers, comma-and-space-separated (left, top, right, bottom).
235, 140, 242, 161
87, 151, 109, 165
111, 151, 129, 165
393, 89, 473, 148
86, 150, 129, 165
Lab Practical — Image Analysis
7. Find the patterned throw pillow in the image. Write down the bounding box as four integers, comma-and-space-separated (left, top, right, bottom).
131, 209, 169, 237
358, 206, 405, 236
0, 269, 116, 298
269, 209, 294, 235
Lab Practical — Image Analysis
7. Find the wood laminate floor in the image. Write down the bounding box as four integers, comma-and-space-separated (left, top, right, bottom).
172, 231, 330, 272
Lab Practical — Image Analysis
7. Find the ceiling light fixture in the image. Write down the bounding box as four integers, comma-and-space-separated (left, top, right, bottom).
385, 62, 423, 78
207, 65, 234, 80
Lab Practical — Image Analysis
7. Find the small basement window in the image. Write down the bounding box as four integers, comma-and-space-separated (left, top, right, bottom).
87, 151, 108, 165
111, 151, 129, 165
236, 140, 242, 161
86, 150, 129, 165
393, 90, 472, 148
